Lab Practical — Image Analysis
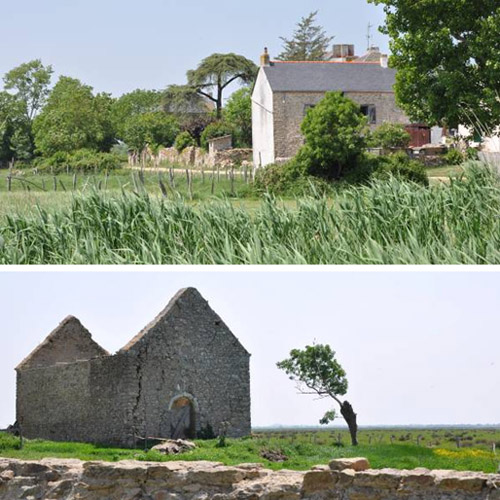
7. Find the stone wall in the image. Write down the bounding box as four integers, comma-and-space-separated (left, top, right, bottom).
120, 288, 251, 440
136, 147, 253, 169
16, 288, 251, 447
17, 354, 136, 445
16, 316, 109, 371
272, 91, 409, 162
0, 458, 498, 500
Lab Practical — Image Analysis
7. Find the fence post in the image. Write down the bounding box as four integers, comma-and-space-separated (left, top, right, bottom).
7, 162, 12, 192
72, 173, 77, 191
230, 167, 235, 196
169, 168, 175, 188
188, 171, 193, 200
211, 169, 215, 195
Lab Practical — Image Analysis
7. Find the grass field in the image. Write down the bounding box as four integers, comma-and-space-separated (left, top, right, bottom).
1, 163, 499, 264
1, 428, 498, 472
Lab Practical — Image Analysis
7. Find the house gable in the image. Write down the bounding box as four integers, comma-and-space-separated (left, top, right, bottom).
16, 316, 109, 371
120, 287, 250, 358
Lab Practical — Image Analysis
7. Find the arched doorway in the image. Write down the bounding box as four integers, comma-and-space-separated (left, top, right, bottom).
168, 394, 197, 439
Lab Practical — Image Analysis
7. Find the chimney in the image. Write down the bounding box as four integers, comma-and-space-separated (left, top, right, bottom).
260, 47, 271, 67
380, 54, 389, 68
331, 44, 356, 62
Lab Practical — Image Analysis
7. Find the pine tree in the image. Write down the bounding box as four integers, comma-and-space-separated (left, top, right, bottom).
277, 11, 334, 61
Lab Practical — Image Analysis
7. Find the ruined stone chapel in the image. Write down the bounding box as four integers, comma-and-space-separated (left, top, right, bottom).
15, 288, 251, 446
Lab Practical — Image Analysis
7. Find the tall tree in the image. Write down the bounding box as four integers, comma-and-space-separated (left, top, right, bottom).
224, 87, 252, 148
187, 53, 258, 119
0, 91, 33, 162
277, 11, 334, 61
122, 112, 180, 155
162, 84, 212, 141
111, 89, 161, 139
33, 76, 114, 156
277, 344, 359, 446
368, 0, 500, 131
3, 59, 53, 122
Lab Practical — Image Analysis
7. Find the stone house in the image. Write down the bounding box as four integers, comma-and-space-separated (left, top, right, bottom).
15, 288, 251, 446
252, 47, 410, 167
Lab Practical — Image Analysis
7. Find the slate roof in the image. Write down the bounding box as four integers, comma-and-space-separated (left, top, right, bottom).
263, 61, 396, 93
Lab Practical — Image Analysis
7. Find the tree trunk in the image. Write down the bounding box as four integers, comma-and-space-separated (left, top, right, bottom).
340, 401, 358, 446
216, 87, 223, 119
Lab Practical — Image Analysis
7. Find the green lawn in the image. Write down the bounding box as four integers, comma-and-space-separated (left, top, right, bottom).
1, 428, 498, 472
426, 164, 465, 178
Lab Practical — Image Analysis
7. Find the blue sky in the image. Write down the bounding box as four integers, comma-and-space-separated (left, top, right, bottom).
0, 0, 388, 97
0, 270, 499, 429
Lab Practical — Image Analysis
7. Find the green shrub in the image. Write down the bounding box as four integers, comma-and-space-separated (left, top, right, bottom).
368, 123, 411, 149
341, 154, 380, 185
465, 147, 479, 161
373, 152, 429, 186
200, 122, 234, 151
254, 160, 331, 197
35, 149, 122, 173
298, 91, 367, 179
444, 148, 465, 165
174, 131, 196, 152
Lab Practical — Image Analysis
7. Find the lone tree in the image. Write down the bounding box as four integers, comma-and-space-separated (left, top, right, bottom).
277, 344, 358, 446
187, 53, 258, 119
277, 11, 334, 61
368, 0, 500, 132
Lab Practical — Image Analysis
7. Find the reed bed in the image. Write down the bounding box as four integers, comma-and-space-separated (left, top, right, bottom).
1, 163, 499, 265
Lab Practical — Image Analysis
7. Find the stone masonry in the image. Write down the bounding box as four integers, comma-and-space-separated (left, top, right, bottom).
0, 457, 499, 500
272, 91, 408, 161
15, 288, 251, 447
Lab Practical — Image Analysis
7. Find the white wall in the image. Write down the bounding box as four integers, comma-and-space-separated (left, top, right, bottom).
252, 69, 275, 167
458, 125, 500, 152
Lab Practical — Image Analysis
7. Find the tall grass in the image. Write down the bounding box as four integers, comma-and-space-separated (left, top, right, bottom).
1, 431, 498, 472
1, 163, 500, 265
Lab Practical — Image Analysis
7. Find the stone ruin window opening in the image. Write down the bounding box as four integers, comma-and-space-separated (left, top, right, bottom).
169, 394, 197, 440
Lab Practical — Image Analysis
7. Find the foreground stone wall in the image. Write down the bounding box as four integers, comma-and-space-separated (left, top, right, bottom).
0, 458, 498, 500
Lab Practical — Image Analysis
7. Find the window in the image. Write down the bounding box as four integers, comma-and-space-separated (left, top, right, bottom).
360, 104, 377, 124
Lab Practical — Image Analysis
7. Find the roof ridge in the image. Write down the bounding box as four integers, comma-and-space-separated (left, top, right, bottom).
16, 316, 109, 370
119, 287, 195, 352
271, 60, 381, 65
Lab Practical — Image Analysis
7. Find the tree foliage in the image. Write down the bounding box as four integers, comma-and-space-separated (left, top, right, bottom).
200, 121, 234, 151
277, 11, 334, 61
224, 87, 252, 147
174, 131, 196, 152
122, 112, 180, 153
162, 84, 213, 141
0, 92, 32, 163
297, 92, 367, 179
368, 0, 500, 131
369, 122, 411, 149
33, 76, 115, 156
3, 59, 53, 122
187, 53, 257, 118
111, 89, 161, 139
277, 344, 358, 446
